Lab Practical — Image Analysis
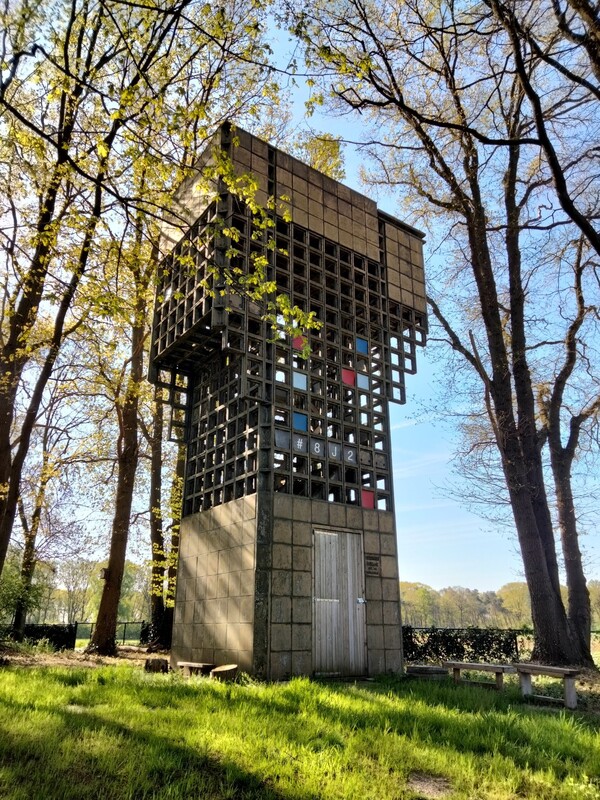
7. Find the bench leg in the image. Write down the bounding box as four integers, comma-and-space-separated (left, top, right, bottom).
519, 673, 532, 698
564, 677, 577, 710
495, 672, 504, 691
452, 668, 461, 684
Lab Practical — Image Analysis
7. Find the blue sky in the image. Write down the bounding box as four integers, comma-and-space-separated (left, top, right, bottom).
389, 353, 526, 591
266, 28, 599, 593
300, 123, 596, 594
303, 121, 531, 591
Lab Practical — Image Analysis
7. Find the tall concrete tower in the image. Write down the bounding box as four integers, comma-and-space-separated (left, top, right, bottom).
150, 124, 426, 679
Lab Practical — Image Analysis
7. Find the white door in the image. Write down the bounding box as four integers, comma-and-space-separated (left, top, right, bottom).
313, 529, 367, 675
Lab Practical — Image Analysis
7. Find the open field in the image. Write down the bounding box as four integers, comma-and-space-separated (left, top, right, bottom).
1, 656, 600, 800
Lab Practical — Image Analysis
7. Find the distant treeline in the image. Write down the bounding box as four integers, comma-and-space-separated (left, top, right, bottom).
400, 581, 600, 630
0, 548, 150, 628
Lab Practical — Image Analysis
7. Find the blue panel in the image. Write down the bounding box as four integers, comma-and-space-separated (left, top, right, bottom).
293, 412, 308, 431
292, 371, 308, 390
356, 337, 369, 354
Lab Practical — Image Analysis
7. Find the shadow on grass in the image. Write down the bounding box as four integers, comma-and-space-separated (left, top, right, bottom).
308, 677, 600, 773
0, 689, 298, 800
127, 671, 600, 780
2, 667, 600, 799
193, 674, 599, 778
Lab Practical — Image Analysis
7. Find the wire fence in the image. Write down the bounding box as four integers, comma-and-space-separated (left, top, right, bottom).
75, 620, 148, 646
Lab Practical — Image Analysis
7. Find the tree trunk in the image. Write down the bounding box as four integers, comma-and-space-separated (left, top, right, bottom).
12, 447, 51, 639
12, 531, 36, 640
87, 244, 146, 655
162, 441, 185, 649
467, 201, 589, 665
503, 464, 578, 662
149, 385, 166, 645
551, 449, 592, 658
87, 396, 139, 656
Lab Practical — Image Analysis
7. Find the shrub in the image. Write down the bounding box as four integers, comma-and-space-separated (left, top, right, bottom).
402, 626, 520, 663
20, 624, 76, 650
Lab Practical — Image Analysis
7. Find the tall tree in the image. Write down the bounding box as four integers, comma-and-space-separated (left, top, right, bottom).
1, 0, 282, 653
85, 211, 150, 654
0, 0, 193, 578
56, 559, 98, 624
145, 386, 184, 649
10, 354, 97, 636
285, 0, 599, 665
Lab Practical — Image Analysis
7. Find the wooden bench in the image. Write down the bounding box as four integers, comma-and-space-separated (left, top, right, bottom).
514, 663, 580, 710
177, 661, 215, 677
443, 661, 516, 690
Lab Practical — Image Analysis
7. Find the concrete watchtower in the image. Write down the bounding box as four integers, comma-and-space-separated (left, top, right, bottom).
150, 124, 426, 679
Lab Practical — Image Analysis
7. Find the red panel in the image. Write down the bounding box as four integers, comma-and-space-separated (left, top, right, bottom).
342, 368, 356, 386
361, 490, 375, 509
293, 336, 304, 350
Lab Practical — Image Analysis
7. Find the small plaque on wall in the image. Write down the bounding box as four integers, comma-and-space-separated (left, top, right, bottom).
365, 555, 381, 576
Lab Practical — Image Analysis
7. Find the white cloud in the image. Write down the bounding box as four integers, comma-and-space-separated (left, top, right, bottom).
392, 451, 449, 478
389, 418, 420, 431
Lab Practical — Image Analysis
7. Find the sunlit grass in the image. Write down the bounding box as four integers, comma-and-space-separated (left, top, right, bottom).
0, 666, 599, 799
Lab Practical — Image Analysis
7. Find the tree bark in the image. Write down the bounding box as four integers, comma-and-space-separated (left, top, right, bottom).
456, 161, 589, 663
87, 384, 140, 655
91, 395, 136, 654
87, 232, 147, 655
552, 449, 591, 653
12, 470, 49, 639
149, 385, 166, 644
162, 441, 186, 649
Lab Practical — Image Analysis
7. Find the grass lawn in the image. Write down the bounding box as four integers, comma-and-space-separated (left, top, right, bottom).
0, 665, 599, 800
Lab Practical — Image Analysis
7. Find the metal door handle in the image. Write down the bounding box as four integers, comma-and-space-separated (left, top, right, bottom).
356, 597, 367, 604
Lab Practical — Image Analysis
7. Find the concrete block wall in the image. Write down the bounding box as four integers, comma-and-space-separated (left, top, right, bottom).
171, 490, 403, 679
232, 127, 425, 312
383, 218, 427, 316
233, 128, 381, 263
362, 510, 403, 675
171, 495, 257, 671
268, 494, 403, 680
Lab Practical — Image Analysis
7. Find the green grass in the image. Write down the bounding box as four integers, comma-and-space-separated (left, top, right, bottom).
74, 639, 142, 649
0, 667, 599, 800
1, 637, 57, 655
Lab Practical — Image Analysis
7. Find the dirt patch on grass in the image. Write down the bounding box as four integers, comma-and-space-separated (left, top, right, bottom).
406, 771, 452, 799
0, 643, 167, 670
